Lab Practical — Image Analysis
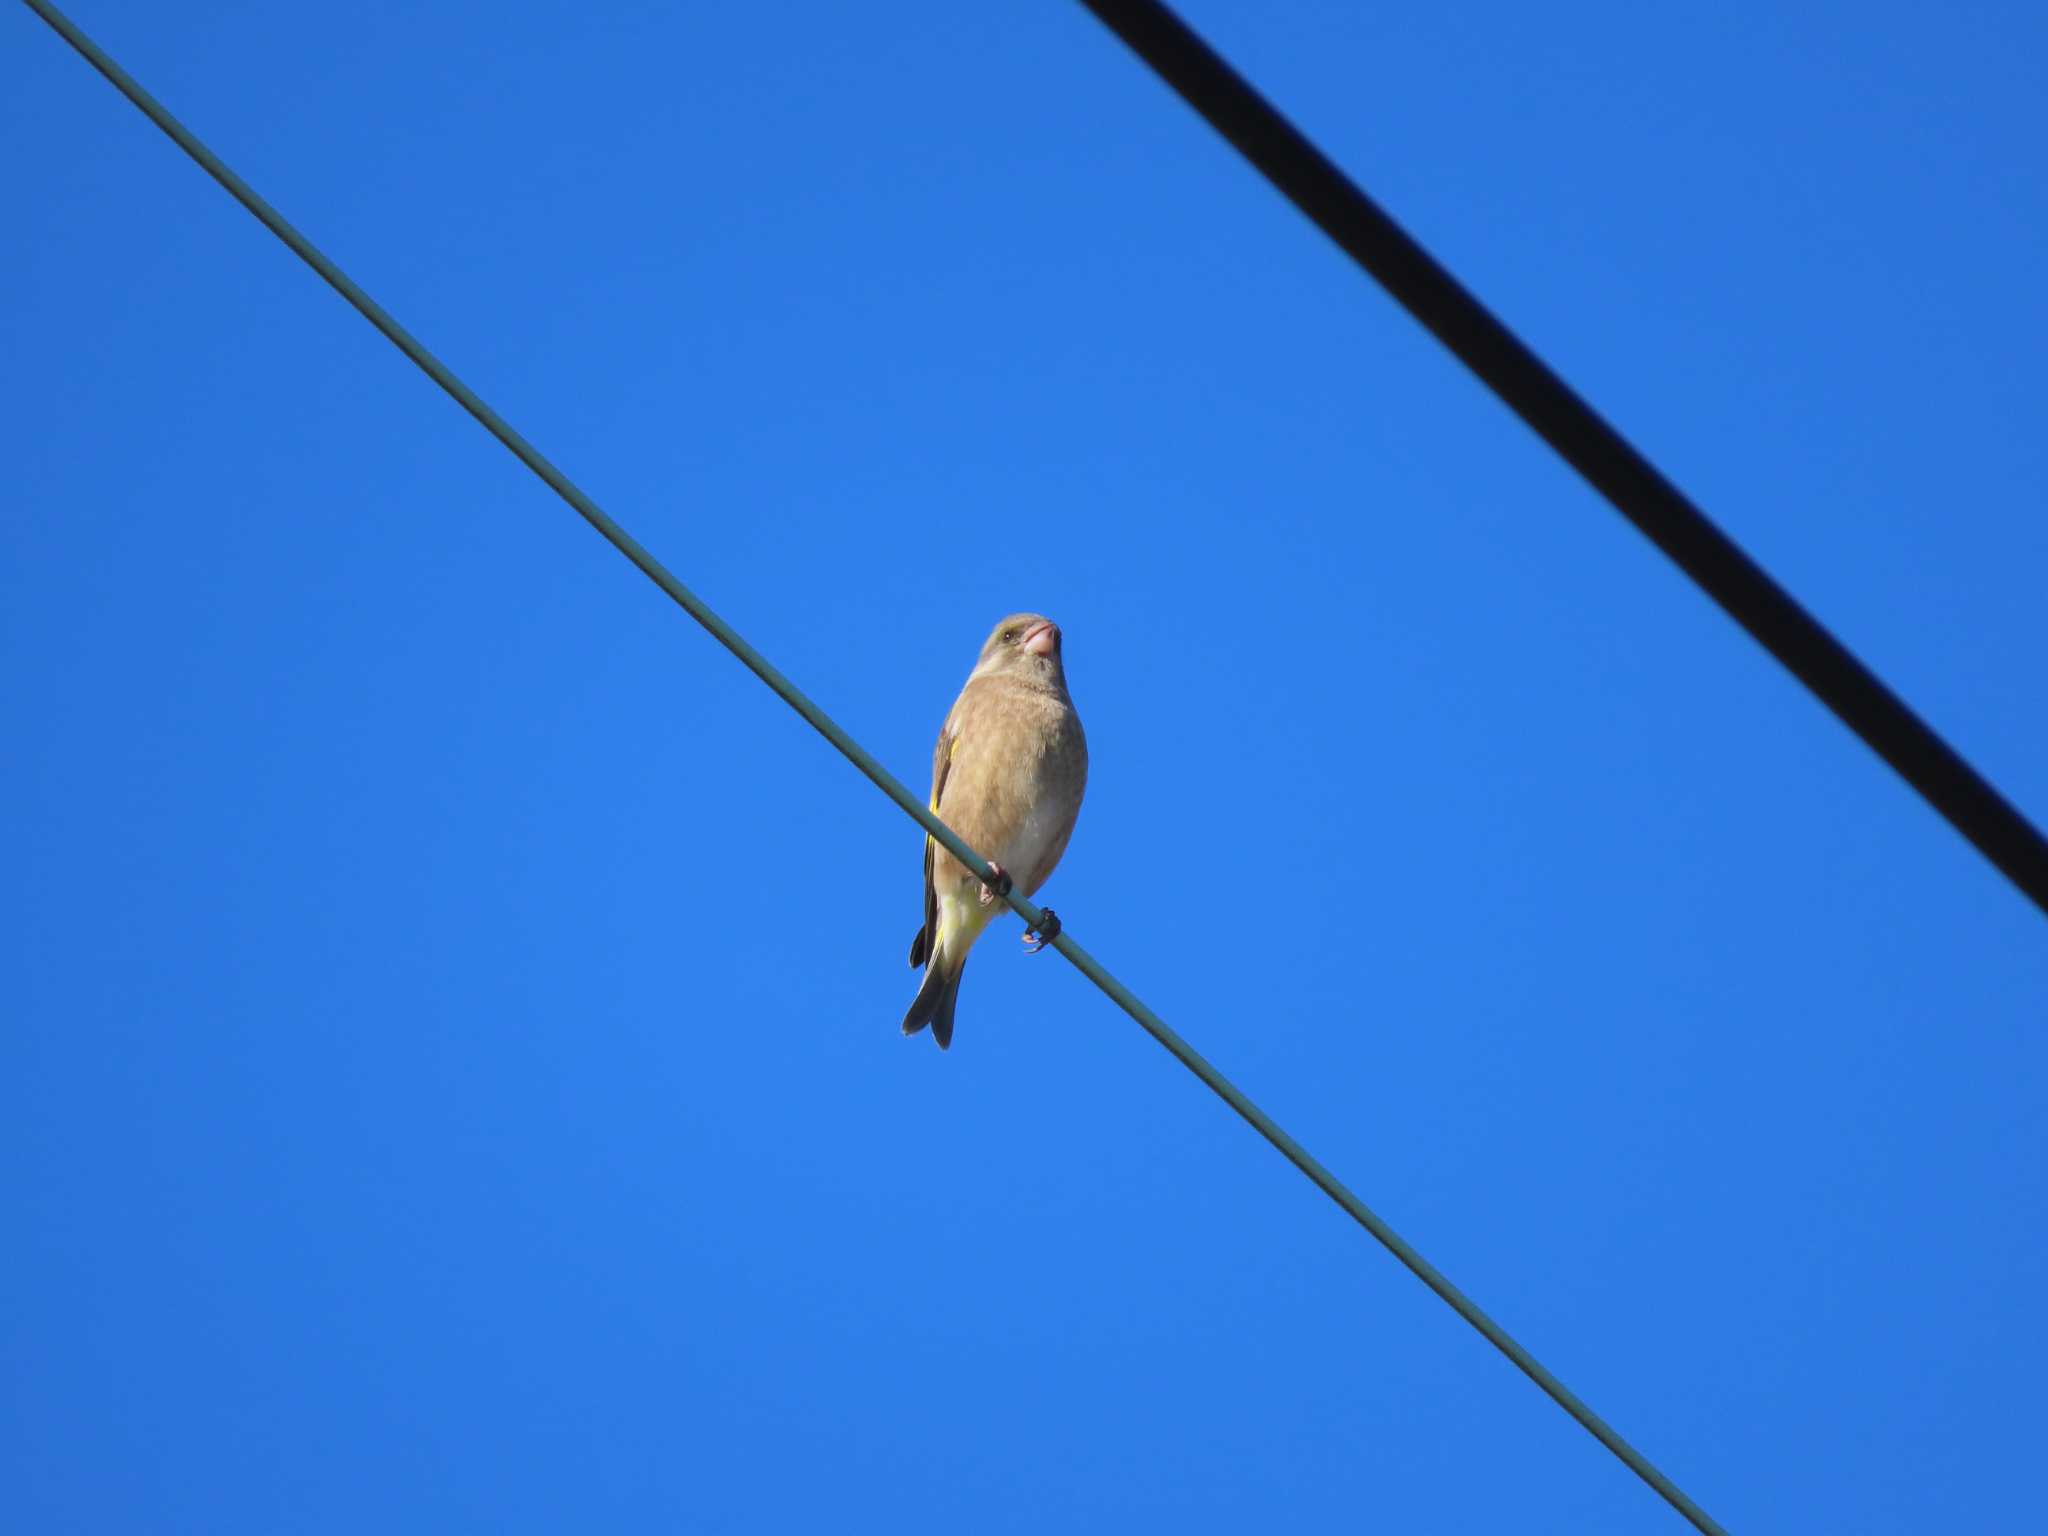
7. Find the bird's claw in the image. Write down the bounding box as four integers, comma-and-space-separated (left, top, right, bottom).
979, 863, 1012, 907
1022, 908, 1061, 954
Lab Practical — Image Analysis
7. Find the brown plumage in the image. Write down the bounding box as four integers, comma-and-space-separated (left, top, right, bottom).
902, 614, 1088, 1049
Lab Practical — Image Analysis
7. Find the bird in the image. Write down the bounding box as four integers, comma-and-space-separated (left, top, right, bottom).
902, 613, 1088, 1049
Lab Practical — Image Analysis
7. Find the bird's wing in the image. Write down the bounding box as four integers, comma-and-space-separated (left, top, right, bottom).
909, 717, 956, 968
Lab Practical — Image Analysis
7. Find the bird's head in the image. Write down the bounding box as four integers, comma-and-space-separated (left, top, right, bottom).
972, 612, 1066, 686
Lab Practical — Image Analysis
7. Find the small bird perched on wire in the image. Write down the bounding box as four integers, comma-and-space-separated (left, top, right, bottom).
902, 613, 1088, 1049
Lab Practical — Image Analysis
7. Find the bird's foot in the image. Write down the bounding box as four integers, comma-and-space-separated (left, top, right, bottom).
979, 864, 1012, 907
1022, 909, 1061, 954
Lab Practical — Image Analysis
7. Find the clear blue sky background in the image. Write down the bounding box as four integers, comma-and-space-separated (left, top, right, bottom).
6, 2, 2045, 1530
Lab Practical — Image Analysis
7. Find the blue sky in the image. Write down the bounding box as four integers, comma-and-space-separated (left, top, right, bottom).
6, 1, 2045, 1530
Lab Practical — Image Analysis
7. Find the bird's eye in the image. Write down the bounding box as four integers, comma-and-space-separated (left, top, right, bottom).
1001, 628, 1018, 643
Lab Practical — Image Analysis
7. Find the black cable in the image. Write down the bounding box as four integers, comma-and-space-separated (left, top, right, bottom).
1075, 0, 2048, 919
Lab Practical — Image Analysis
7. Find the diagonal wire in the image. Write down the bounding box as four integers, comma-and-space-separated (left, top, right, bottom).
20, 2, 1726, 1531
1074, 0, 2048, 923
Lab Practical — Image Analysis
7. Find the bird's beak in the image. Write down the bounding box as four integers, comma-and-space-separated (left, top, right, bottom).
1022, 620, 1059, 657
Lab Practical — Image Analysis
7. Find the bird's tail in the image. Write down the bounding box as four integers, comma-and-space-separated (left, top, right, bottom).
901, 948, 968, 1049
904, 889, 996, 1050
